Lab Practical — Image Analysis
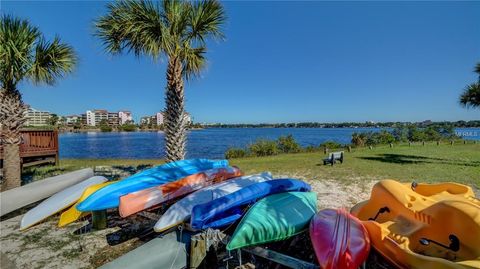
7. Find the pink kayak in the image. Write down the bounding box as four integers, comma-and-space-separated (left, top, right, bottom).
119, 166, 243, 217
309, 208, 370, 269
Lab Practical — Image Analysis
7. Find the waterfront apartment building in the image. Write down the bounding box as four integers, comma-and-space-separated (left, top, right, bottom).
83, 110, 134, 127
25, 107, 52, 126
64, 115, 81, 126
119, 111, 133, 124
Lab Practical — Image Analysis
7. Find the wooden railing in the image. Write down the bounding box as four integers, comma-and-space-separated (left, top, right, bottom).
19, 130, 58, 157
0, 130, 58, 166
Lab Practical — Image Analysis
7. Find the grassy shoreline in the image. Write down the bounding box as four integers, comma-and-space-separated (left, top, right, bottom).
24, 143, 480, 188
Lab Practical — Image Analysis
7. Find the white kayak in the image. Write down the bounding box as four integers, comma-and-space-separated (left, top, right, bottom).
20, 176, 108, 230
1, 168, 94, 217
154, 172, 273, 232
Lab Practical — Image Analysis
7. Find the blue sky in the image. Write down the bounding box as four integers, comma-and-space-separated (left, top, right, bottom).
2, 1, 479, 123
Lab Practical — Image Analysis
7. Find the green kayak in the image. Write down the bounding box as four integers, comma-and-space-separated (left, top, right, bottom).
226, 191, 318, 250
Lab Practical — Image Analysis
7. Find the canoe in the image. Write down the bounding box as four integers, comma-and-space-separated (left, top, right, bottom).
351, 179, 480, 269
100, 229, 191, 269
227, 191, 317, 250
190, 179, 311, 230
310, 208, 370, 269
119, 166, 243, 217
20, 176, 108, 230
58, 181, 116, 227
1, 168, 94, 217
154, 172, 273, 233
77, 159, 228, 211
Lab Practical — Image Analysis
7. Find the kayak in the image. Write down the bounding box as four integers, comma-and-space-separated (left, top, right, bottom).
58, 181, 116, 227
351, 180, 480, 269
227, 191, 317, 251
99, 229, 191, 269
310, 208, 370, 269
1, 168, 94, 217
20, 176, 108, 230
190, 179, 311, 230
119, 166, 243, 217
154, 172, 273, 233
77, 159, 228, 211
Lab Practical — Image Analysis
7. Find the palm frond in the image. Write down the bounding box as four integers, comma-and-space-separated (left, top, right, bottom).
181, 44, 206, 79
475, 62, 480, 76
187, 0, 226, 44
96, 0, 166, 58
459, 82, 480, 108
29, 36, 77, 85
0, 15, 40, 89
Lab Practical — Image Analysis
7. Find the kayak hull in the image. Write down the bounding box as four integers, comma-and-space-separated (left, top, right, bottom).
154, 172, 273, 232
77, 159, 228, 211
58, 181, 116, 227
310, 208, 370, 269
20, 176, 107, 230
119, 166, 243, 217
351, 180, 480, 269
190, 178, 311, 230
227, 191, 318, 250
1, 168, 94, 216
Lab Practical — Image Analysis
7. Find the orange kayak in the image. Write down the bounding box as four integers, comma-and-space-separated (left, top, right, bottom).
119, 166, 243, 217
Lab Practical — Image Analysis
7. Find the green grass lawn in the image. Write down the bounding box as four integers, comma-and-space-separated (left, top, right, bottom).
24, 143, 480, 188
231, 143, 480, 187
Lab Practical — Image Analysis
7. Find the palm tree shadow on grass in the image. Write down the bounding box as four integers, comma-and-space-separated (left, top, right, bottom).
358, 154, 480, 167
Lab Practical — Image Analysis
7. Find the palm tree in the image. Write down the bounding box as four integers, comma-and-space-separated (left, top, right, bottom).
95, 0, 226, 162
0, 15, 76, 190
459, 63, 480, 108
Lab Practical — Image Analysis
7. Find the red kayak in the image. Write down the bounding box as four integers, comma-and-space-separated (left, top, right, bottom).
309, 208, 370, 269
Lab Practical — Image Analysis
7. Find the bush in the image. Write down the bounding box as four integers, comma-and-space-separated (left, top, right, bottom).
319, 140, 342, 149
277, 135, 301, 153
351, 132, 367, 147
225, 148, 248, 159
100, 125, 112, 132
249, 139, 278, 157
119, 124, 137, 132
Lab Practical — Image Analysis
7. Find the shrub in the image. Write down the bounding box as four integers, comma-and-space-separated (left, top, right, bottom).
225, 148, 248, 159
100, 125, 112, 132
351, 132, 367, 147
319, 140, 342, 149
277, 135, 301, 153
249, 139, 278, 157
119, 124, 137, 132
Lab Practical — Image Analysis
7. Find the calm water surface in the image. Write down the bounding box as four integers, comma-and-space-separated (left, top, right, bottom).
59, 127, 480, 159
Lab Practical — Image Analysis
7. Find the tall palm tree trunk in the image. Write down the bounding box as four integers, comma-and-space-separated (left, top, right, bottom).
1, 89, 27, 190
164, 57, 187, 162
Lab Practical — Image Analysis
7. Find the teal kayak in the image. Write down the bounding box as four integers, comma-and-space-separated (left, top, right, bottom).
77, 159, 228, 211
227, 191, 317, 250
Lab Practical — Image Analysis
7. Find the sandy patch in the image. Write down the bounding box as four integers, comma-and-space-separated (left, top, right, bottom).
0, 214, 138, 269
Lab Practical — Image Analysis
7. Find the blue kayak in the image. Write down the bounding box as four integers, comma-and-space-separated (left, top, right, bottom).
77, 159, 229, 211
190, 179, 311, 230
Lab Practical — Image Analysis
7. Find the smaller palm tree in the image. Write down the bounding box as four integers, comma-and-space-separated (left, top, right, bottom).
95, 0, 226, 162
459, 63, 480, 109
0, 15, 77, 190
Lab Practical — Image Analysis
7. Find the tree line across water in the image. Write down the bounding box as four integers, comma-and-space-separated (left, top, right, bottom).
209, 120, 480, 129
225, 124, 465, 159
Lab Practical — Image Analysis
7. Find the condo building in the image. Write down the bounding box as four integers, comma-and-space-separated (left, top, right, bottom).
83, 110, 133, 127
24, 107, 52, 126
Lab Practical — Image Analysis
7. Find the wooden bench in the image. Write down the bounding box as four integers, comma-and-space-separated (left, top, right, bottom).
323, 151, 344, 165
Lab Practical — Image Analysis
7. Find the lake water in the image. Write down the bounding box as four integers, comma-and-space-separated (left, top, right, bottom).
59, 127, 480, 159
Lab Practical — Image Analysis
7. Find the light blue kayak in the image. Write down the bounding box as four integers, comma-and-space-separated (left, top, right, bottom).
77, 159, 229, 211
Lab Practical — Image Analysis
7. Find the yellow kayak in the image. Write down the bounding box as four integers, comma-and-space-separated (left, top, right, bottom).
58, 181, 116, 227
351, 180, 480, 269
